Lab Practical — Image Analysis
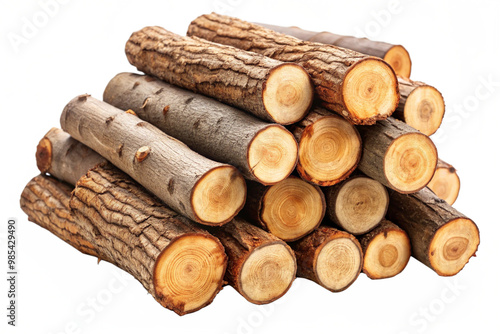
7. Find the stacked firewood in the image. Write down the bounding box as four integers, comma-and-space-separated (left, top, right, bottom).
20, 13, 478, 316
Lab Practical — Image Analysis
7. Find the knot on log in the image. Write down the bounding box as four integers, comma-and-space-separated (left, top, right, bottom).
135, 146, 151, 162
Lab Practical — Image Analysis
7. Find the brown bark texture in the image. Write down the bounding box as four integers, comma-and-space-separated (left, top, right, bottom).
125, 26, 312, 124
187, 13, 400, 125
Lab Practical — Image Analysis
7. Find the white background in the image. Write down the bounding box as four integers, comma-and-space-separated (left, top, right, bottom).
1, 0, 499, 333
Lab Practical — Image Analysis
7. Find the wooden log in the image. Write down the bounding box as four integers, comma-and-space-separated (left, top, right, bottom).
393, 77, 445, 136
386, 187, 479, 276
187, 13, 400, 125
125, 26, 313, 125
358, 220, 411, 279
208, 218, 296, 304
103, 72, 298, 185
240, 176, 325, 241
20, 170, 228, 315
60, 95, 246, 226
290, 107, 361, 186
289, 226, 363, 292
36, 128, 106, 185
357, 117, 438, 193
324, 175, 389, 235
257, 23, 412, 78
427, 159, 460, 205
20, 175, 98, 258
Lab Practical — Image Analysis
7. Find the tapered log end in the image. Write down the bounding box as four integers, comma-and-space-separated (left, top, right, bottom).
260, 177, 325, 241
191, 166, 246, 225
330, 177, 389, 235
297, 115, 361, 186
429, 218, 479, 276
384, 45, 412, 78
314, 231, 363, 292
263, 63, 313, 124
248, 125, 298, 185
343, 57, 399, 124
404, 85, 445, 136
153, 234, 227, 315
427, 165, 460, 205
239, 242, 296, 304
363, 226, 411, 279
384, 133, 438, 193
36, 136, 52, 174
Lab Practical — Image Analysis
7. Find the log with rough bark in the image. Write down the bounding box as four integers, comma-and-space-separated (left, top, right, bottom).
324, 175, 388, 235
187, 13, 400, 125
20, 175, 98, 258
125, 26, 313, 125
208, 218, 296, 304
386, 187, 479, 276
359, 220, 411, 279
289, 226, 363, 292
257, 23, 412, 78
427, 159, 460, 205
60, 95, 246, 226
290, 107, 361, 186
36, 128, 107, 185
240, 176, 325, 241
20, 169, 228, 315
357, 117, 438, 193
103, 73, 298, 185
393, 77, 445, 136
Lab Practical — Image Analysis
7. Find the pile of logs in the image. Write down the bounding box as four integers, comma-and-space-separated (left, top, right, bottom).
21, 13, 478, 316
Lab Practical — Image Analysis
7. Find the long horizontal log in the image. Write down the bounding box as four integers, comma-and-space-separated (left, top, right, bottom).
103, 72, 298, 185
393, 77, 445, 136
20, 170, 228, 315
290, 107, 361, 186
427, 159, 460, 205
257, 23, 412, 78
125, 26, 313, 125
208, 218, 297, 304
289, 226, 362, 292
240, 176, 325, 241
356, 117, 438, 193
386, 187, 479, 276
358, 220, 411, 279
60, 95, 246, 226
187, 13, 400, 125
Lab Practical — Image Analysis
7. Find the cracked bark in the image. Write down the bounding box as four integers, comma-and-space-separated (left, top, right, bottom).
21, 166, 228, 315
187, 13, 400, 125
125, 26, 313, 124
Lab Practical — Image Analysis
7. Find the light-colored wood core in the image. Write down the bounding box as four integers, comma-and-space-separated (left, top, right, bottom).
315, 237, 363, 291
191, 166, 246, 225
240, 243, 296, 303
297, 115, 361, 186
427, 160, 460, 205
343, 58, 399, 121
154, 235, 227, 313
384, 45, 412, 78
429, 218, 480, 276
330, 176, 389, 235
263, 64, 314, 124
385, 133, 438, 193
404, 85, 445, 136
260, 177, 325, 241
362, 222, 411, 279
248, 126, 298, 184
